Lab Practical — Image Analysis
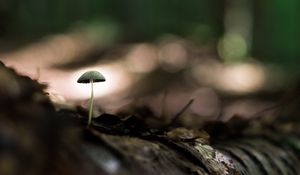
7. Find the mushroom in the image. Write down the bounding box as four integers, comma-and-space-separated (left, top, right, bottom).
77, 70, 105, 127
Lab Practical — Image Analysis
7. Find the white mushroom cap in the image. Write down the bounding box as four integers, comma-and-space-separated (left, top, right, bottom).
77, 70, 105, 83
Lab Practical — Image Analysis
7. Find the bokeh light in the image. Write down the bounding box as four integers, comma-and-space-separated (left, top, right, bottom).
217, 63, 265, 93
218, 33, 248, 62
50, 63, 133, 100
158, 40, 188, 72
126, 44, 158, 73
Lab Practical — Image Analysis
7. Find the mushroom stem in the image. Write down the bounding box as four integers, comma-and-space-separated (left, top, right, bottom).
88, 79, 94, 127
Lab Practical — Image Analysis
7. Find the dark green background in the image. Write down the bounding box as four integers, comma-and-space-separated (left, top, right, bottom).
0, 0, 299, 73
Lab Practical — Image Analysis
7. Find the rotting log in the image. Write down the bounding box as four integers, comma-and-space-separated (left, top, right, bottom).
79, 124, 300, 175
0, 61, 300, 175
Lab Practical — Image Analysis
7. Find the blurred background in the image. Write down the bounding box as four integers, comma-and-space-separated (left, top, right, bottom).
0, 0, 299, 122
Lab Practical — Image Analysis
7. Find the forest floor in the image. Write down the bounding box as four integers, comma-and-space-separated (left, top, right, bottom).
1, 60, 300, 175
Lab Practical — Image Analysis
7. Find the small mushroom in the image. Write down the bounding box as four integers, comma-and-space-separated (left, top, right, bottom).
77, 70, 105, 127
